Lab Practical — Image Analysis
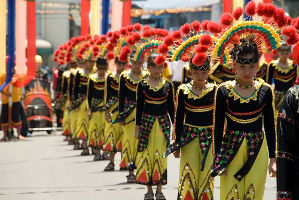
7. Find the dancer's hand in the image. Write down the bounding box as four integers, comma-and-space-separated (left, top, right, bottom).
268, 158, 276, 177
120, 121, 125, 126
219, 170, 227, 176
105, 110, 112, 122
135, 126, 140, 139
173, 150, 180, 158
87, 110, 92, 118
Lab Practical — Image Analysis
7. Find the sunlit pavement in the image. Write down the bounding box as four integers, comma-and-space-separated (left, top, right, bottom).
0, 132, 276, 200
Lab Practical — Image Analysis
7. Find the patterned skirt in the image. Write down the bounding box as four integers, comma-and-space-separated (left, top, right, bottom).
88, 110, 105, 148
62, 100, 71, 136
104, 103, 123, 153
69, 107, 78, 139
120, 109, 138, 169
75, 99, 89, 140
219, 137, 268, 200
135, 119, 168, 186
178, 137, 214, 200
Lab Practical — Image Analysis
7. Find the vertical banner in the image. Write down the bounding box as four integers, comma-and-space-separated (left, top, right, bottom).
15, 0, 26, 76
101, 0, 110, 34
0, 0, 6, 76
81, 0, 90, 35
90, 0, 102, 35
223, 0, 233, 13
122, 0, 131, 27
111, 0, 122, 31
244, 0, 251, 20
0, 0, 15, 91
263, 0, 272, 3
23, 0, 37, 86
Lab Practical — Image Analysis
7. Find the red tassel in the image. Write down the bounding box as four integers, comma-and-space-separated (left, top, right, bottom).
113, 31, 120, 40
120, 45, 131, 55
172, 31, 182, 40
127, 25, 134, 32
245, 1, 256, 16
195, 45, 209, 53
220, 12, 234, 26
164, 35, 174, 46
191, 20, 201, 32
143, 25, 150, 31
126, 36, 135, 46
207, 22, 222, 34
133, 23, 142, 31
106, 43, 114, 51
133, 33, 141, 42
106, 52, 115, 60
201, 20, 210, 31
192, 53, 207, 66
200, 35, 213, 46
142, 30, 151, 38
100, 35, 107, 43
154, 55, 165, 65
107, 31, 113, 38
233, 7, 243, 20
264, 4, 276, 18
118, 53, 129, 62
256, 3, 265, 16
180, 23, 191, 35
120, 27, 127, 36
158, 44, 169, 55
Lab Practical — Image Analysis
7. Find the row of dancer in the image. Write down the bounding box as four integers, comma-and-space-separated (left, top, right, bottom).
53, 2, 298, 199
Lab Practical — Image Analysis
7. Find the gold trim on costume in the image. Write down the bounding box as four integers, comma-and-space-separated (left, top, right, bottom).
271, 60, 294, 74
185, 105, 213, 112
180, 82, 216, 100
145, 99, 167, 104
184, 123, 213, 129
144, 78, 166, 92
225, 112, 263, 124
224, 78, 264, 104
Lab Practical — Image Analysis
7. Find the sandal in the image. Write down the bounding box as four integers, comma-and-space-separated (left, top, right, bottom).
93, 153, 102, 161
73, 143, 80, 150
101, 153, 110, 160
104, 162, 115, 171
144, 192, 154, 200
155, 191, 166, 200
126, 174, 136, 184
80, 149, 90, 156
68, 139, 74, 145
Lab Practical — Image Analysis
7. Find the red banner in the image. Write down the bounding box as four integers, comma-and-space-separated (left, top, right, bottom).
81, 0, 90, 35
263, 0, 272, 3
223, 0, 232, 13
122, 0, 131, 27
23, 0, 37, 86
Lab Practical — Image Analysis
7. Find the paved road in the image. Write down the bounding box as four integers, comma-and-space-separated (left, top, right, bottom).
0, 132, 276, 200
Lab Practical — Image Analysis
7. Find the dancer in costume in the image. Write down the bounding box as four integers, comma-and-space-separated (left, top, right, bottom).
209, 3, 298, 198
276, 77, 299, 200
267, 43, 297, 110
104, 57, 126, 168
182, 64, 192, 84
0, 74, 25, 141
135, 52, 175, 199
87, 58, 108, 160
73, 42, 97, 156
165, 22, 219, 199
113, 29, 148, 181
209, 62, 235, 84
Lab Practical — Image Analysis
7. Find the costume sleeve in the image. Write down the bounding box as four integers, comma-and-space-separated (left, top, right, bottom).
277, 88, 298, 194
69, 73, 74, 100
73, 72, 80, 100
167, 82, 175, 124
174, 87, 185, 143
136, 82, 144, 126
118, 74, 126, 114
267, 63, 274, 84
56, 68, 63, 94
87, 79, 93, 110
105, 75, 112, 109
263, 86, 276, 158
213, 86, 226, 155
62, 75, 67, 96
